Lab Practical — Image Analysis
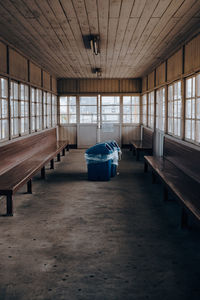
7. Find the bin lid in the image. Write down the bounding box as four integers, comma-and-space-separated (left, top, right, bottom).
86, 143, 113, 155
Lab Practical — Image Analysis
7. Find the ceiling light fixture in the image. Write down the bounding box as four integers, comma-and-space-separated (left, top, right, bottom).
90, 35, 100, 55
92, 67, 102, 77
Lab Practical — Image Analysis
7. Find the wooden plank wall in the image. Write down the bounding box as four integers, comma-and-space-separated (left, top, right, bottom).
58, 78, 141, 94
0, 39, 57, 93
142, 32, 200, 92
0, 42, 7, 74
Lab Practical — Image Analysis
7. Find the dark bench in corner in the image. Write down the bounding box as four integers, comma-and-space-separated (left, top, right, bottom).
130, 127, 153, 160
144, 136, 200, 228
0, 128, 69, 216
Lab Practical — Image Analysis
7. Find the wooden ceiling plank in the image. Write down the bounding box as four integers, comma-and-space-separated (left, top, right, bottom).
152, 0, 173, 18
109, 0, 122, 18
34, 0, 80, 77
47, 0, 86, 77
97, 0, 109, 71
130, 0, 146, 18
110, 0, 135, 78
126, 0, 160, 56
106, 18, 119, 78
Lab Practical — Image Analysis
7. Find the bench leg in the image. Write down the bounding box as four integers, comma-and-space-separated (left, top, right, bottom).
144, 162, 148, 173
181, 208, 188, 229
163, 187, 168, 201
7, 195, 13, 216
41, 166, 45, 179
27, 179, 32, 194
66, 145, 69, 151
57, 153, 61, 162
152, 171, 156, 184
50, 159, 54, 169
62, 148, 65, 156
136, 150, 139, 161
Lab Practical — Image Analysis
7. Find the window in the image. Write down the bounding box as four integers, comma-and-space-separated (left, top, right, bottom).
142, 94, 147, 126
43, 92, 47, 128
52, 94, 57, 126
185, 74, 200, 144
168, 81, 182, 137
11, 81, 19, 137
19, 84, 29, 135
80, 96, 97, 123
123, 96, 140, 123
156, 87, 165, 131
60, 96, 76, 124
148, 92, 154, 129
101, 96, 120, 123
0, 78, 9, 141
36, 89, 42, 130
47, 93, 52, 128
31, 87, 36, 132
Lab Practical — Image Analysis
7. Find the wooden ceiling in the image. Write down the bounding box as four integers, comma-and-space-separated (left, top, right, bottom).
0, 0, 200, 79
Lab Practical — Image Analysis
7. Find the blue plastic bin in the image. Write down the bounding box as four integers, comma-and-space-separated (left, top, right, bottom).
85, 143, 113, 181
106, 141, 118, 177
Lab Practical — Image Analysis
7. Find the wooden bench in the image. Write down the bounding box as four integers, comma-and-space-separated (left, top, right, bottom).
144, 136, 200, 227
0, 128, 69, 216
130, 127, 153, 160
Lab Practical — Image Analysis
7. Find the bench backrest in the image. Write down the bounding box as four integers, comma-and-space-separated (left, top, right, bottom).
164, 136, 200, 184
0, 128, 57, 175
142, 127, 153, 146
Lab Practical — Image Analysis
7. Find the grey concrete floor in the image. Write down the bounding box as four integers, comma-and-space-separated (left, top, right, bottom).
0, 149, 200, 300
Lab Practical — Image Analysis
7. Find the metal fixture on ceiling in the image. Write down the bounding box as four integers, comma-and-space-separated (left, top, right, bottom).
91, 67, 102, 77
83, 34, 100, 55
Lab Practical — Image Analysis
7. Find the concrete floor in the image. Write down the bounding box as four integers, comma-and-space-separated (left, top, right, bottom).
0, 149, 200, 300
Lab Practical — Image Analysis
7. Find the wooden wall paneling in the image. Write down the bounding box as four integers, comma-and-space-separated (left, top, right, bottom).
29, 62, 42, 87
120, 79, 141, 93
57, 79, 77, 94
52, 77, 57, 93
148, 71, 155, 90
0, 41, 7, 74
167, 49, 183, 82
9, 49, 28, 81
142, 76, 148, 92
185, 34, 200, 74
156, 62, 166, 86
43, 71, 51, 90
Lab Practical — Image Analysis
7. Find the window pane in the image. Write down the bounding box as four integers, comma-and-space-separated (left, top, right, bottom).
102, 96, 120, 105
80, 97, 97, 105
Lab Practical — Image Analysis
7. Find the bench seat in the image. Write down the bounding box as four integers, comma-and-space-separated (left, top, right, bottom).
144, 137, 200, 227
131, 127, 153, 160
0, 129, 68, 216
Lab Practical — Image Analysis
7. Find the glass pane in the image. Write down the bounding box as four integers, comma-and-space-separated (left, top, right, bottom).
186, 78, 192, 98
69, 115, 76, 123
123, 115, 131, 123
80, 97, 97, 105
21, 101, 25, 117
2, 119, 8, 139
197, 74, 200, 97
123, 106, 131, 114
80, 106, 97, 114
14, 83, 18, 99
102, 106, 120, 114
133, 115, 139, 123
69, 97, 76, 105
123, 96, 131, 105
185, 120, 191, 139
196, 98, 200, 119
185, 100, 191, 118
102, 96, 120, 105
21, 118, 25, 133
20, 85, 25, 100
196, 120, 200, 143
60, 115, 68, 124
69, 106, 76, 114
1, 78, 8, 98
60, 97, 67, 105
102, 114, 119, 123
2, 100, 8, 118
32, 117, 35, 131
80, 115, 97, 123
